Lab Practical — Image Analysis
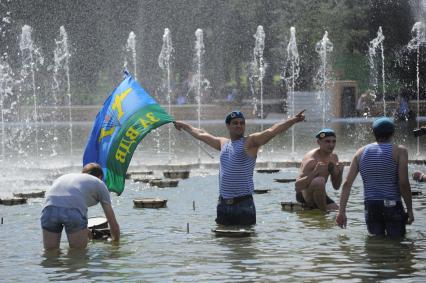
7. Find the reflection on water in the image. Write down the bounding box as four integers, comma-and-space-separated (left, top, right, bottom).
1, 158, 426, 281
362, 237, 416, 281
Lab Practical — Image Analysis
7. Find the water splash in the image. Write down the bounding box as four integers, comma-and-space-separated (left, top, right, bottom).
282, 27, 300, 155
314, 31, 333, 128
124, 31, 137, 80
19, 25, 44, 157
52, 26, 72, 157
249, 25, 266, 129
194, 28, 205, 163
407, 21, 426, 156
0, 56, 14, 159
158, 28, 174, 161
368, 26, 386, 116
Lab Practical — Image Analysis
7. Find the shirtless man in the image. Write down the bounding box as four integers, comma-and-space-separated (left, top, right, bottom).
294, 129, 344, 212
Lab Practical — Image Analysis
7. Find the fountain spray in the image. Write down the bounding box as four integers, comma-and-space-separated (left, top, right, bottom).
282, 27, 300, 155
158, 28, 174, 162
20, 25, 43, 157
194, 28, 204, 164
408, 21, 426, 156
368, 27, 386, 116
249, 26, 266, 130
315, 31, 333, 128
124, 31, 137, 80
53, 26, 72, 156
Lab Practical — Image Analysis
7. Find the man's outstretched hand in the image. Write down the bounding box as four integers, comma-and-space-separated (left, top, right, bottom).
294, 109, 306, 122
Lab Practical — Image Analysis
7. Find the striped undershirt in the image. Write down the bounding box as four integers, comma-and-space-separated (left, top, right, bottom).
359, 143, 400, 201
219, 137, 256, 199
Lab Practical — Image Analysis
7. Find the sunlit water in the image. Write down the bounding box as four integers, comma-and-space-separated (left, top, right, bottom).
1, 119, 426, 282
1, 167, 426, 282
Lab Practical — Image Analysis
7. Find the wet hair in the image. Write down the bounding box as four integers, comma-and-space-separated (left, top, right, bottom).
82, 163, 104, 179
372, 117, 395, 141
225, 111, 245, 124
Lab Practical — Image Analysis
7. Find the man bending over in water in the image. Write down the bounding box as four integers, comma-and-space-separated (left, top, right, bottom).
294, 129, 344, 212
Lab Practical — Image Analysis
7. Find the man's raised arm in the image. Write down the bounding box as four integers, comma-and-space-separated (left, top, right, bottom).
174, 121, 226, 151
246, 110, 305, 150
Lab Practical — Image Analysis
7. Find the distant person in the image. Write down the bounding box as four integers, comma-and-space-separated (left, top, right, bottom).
41, 163, 120, 250
394, 91, 415, 121
295, 129, 344, 212
336, 117, 414, 238
174, 110, 305, 226
356, 90, 375, 116
176, 95, 186, 105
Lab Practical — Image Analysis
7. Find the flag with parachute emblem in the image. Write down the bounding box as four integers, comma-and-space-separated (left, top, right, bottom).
83, 72, 174, 195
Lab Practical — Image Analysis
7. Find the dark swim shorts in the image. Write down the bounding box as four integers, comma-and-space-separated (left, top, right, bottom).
295, 192, 335, 207
364, 200, 407, 238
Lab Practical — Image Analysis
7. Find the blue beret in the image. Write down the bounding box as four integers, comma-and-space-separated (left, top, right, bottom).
225, 111, 245, 124
372, 117, 395, 135
315, 128, 336, 139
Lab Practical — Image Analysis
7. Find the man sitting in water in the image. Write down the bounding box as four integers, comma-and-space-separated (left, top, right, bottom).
174, 109, 305, 226
41, 163, 120, 250
294, 129, 344, 212
336, 117, 414, 238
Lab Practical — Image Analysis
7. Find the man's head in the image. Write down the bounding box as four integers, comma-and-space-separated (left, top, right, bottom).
316, 128, 337, 153
225, 111, 245, 139
82, 163, 104, 179
372, 117, 395, 141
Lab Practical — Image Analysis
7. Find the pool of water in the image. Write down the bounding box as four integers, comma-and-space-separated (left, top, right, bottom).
1, 166, 425, 282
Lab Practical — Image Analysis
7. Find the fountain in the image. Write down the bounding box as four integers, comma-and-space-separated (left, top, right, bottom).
1, 3, 426, 281
52, 26, 72, 156
19, 25, 44, 157
158, 28, 174, 162
124, 31, 137, 80
314, 31, 333, 128
282, 26, 300, 155
0, 57, 14, 160
249, 25, 266, 130
194, 28, 205, 163
368, 26, 386, 116
407, 21, 426, 156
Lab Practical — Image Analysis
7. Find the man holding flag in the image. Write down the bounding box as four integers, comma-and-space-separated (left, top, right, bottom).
83, 72, 174, 195
174, 109, 305, 226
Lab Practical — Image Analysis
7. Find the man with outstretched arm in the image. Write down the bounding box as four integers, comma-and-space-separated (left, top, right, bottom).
174, 109, 305, 226
294, 129, 344, 212
336, 117, 414, 238
41, 163, 120, 250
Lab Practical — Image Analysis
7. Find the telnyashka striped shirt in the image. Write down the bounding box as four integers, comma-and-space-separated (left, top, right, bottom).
219, 137, 256, 199
359, 143, 400, 201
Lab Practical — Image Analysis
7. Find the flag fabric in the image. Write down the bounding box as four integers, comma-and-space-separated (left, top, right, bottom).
83, 73, 174, 195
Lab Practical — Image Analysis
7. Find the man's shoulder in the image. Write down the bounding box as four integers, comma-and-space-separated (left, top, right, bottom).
302, 148, 318, 159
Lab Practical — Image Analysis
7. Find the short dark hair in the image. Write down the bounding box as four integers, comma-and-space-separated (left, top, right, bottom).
82, 163, 104, 178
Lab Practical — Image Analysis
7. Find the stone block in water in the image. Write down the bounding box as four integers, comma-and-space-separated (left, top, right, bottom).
127, 170, 154, 179
0, 197, 27, 205
274, 178, 296, 183
132, 177, 161, 183
133, 198, 167, 208
256, 169, 280, 173
149, 179, 179, 188
254, 189, 270, 194
163, 170, 190, 179
13, 191, 45, 198
212, 228, 255, 237
281, 201, 306, 211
